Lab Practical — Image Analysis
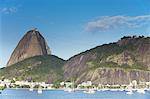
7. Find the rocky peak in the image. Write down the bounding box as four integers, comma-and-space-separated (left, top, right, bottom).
7, 29, 51, 66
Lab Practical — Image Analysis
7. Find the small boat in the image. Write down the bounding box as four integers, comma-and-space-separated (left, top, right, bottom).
29, 83, 34, 91
65, 88, 75, 93
110, 89, 120, 91
65, 80, 75, 93
101, 88, 109, 91
29, 87, 34, 91
126, 90, 133, 95
97, 89, 102, 91
37, 88, 42, 94
83, 89, 96, 94
137, 89, 145, 94
126, 84, 134, 95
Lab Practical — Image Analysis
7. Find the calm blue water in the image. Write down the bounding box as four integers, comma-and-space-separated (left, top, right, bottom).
0, 89, 150, 99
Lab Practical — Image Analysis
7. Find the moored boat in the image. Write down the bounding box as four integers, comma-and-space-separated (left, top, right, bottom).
126, 90, 133, 95
37, 87, 42, 94
137, 89, 145, 94
29, 87, 34, 91
83, 89, 96, 94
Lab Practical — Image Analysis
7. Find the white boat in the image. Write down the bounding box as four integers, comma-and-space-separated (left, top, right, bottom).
101, 88, 109, 91
65, 88, 75, 93
119, 89, 125, 91
65, 80, 75, 93
97, 89, 102, 91
37, 88, 42, 94
83, 89, 96, 94
29, 88, 34, 91
97, 88, 110, 91
137, 89, 145, 94
29, 83, 34, 91
29, 86, 34, 91
126, 90, 133, 95
110, 89, 120, 91
126, 84, 134, 95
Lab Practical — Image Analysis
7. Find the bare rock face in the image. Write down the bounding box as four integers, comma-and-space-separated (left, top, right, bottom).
64, 36, 150, 84
64, 52, 97, 80
76, 68, 150, 85
7, 29, 51, 66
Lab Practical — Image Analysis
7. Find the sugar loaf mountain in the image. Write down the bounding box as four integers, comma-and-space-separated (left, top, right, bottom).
0, 29, 150, 85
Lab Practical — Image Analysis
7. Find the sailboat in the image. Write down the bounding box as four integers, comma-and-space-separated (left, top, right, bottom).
65, 79, 75, 93
126, 83, 134, 95
29, 85, 34, 91
37, 87, 42, 94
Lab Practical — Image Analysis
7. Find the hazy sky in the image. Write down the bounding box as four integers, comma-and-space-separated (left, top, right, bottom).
0, 0, 150, 68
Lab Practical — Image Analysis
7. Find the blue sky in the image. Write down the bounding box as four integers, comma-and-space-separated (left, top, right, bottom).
0, 0, 150, 67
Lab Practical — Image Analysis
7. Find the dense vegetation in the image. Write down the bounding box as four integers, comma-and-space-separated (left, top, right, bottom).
89, 37, 149, 71
68, 36, 150, 72
0, 36, 150, 84
0, 55, 65, 83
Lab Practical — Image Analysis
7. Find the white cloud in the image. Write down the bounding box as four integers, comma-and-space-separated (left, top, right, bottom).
85, 15, 150, 32
0, 7, 17, 14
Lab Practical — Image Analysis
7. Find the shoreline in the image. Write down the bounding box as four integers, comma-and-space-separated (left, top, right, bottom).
1, 88, 150, 91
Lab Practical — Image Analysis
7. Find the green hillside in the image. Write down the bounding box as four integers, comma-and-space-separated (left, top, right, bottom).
89, 37, 150, 71
1, 36, 150, 85
64, 36, 150, 84
0, 55, 65, 83
72, 36, 150, 71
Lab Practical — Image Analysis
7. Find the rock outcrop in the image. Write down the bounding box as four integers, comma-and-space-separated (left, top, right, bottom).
64, 36, 150, 84
7, 29, 51, 66
76, 68, 150, 85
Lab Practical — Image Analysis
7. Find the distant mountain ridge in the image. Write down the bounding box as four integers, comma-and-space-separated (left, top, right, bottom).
0, 30, 150, 85
64, 36, 150, 84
